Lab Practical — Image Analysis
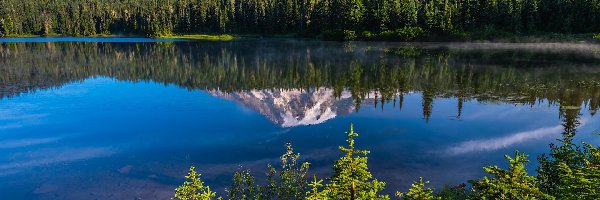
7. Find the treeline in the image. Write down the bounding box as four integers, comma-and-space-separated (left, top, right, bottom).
0, 0, 600, 39
174, 125, 600, 199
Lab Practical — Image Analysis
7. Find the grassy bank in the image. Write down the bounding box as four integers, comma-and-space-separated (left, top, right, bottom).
161, 34, 236, 41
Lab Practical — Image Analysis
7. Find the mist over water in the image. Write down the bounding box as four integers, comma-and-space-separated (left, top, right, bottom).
1, 39, 599, 199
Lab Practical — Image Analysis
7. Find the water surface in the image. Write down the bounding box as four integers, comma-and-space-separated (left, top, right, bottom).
1, 39, 599, 199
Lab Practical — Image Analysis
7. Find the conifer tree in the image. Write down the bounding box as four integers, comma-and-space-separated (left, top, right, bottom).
228, 169, 259, 200
471, 151, 553, 200
321, 124, 389, 200
307, 175, 324, 200
173, 166, 218, 200
537, 133, 600, 199
396, 177, 440, 200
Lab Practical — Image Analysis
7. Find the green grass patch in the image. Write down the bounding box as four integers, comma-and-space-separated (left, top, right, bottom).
163, 34, 235, 41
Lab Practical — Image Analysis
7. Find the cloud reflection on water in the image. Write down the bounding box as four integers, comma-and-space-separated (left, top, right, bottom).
0, 147, 116, 173
0, 137, 61, 149
446, 118, 589, 155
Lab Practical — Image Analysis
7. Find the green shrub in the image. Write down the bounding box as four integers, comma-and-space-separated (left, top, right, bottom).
471, 151, 553, 200
227, 169, 260, 199
227, 143, 311, 200
377, 30, 395, 40
395, 27, 425, 41
537, 133, 600, 199
594, 33, 600, 41
361, 31, 374, 40
343, 30, 357, 41
376, 27, 425, 41
271, 143, 311, 199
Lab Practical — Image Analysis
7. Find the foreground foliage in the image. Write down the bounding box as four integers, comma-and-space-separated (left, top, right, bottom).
537, 133, 600, 199
396, 178, 440, 200
318, 125, 389, 200
470, 152, 552, 200
174, 125, 599, 199
174, 166, 217, 200
224, 143, 311, 200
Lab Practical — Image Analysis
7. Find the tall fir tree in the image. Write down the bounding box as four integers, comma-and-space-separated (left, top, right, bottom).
321, 124, 389, 200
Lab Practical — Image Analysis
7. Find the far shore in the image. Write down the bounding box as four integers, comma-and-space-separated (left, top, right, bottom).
1, 32, 599, 43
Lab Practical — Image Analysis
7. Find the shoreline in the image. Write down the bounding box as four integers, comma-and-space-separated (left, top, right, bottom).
1, 33, 599, 43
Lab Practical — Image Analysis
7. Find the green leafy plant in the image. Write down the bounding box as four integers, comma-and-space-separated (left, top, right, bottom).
594, 33, 600, 41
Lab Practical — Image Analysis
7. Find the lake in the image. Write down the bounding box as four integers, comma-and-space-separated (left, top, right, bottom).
1, 39, 599, 199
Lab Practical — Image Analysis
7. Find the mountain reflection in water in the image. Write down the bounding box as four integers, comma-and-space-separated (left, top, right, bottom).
2, 41, 599, 125
1, 40, 600, 199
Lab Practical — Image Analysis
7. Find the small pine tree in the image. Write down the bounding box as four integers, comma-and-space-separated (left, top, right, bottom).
173, 166, 218, 200
307, 175, 324, 200
396, 177, 440, 200
321, 124, 389, 200
471, 151, 553, 200
227, 169, 259, 200
226, 143, 310, 200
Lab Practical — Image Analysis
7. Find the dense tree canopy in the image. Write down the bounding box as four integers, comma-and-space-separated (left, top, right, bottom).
0, 0, 599, 39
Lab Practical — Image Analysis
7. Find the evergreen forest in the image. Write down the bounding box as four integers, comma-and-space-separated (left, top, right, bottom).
1, 0, 600, 40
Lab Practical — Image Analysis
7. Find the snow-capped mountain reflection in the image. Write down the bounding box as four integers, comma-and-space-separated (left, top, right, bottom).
210, 88, 356, 127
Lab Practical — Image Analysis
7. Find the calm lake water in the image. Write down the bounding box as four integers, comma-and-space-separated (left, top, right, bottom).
1, 39, 600, 199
